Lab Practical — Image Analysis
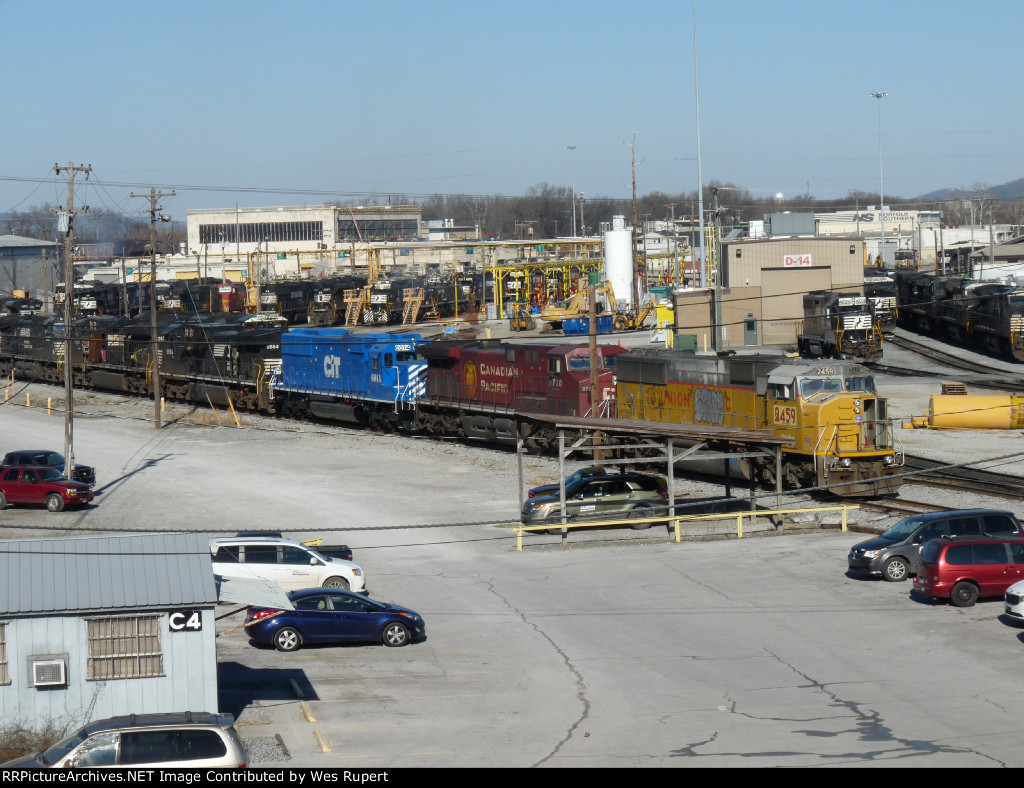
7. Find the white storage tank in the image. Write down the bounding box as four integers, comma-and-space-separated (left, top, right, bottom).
604, 215, 633, 307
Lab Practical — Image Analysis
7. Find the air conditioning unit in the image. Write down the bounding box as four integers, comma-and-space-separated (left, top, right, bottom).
33, 659, 67, 688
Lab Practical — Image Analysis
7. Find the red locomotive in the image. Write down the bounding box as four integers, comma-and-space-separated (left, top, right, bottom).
416, 340, 626, 448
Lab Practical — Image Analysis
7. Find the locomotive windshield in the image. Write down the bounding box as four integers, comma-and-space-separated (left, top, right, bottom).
799, 377, 843, 398
845, 374, 877, 394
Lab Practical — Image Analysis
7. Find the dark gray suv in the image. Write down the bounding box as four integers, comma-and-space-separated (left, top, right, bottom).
521, 473, 668, 530
848, 509, 1024, 581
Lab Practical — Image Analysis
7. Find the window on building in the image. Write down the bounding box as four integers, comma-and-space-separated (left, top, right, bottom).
0, 623, 8, 685
87, 616, 163, 681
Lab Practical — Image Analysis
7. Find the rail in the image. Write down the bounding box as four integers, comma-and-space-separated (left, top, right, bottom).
512, 504, 859, 550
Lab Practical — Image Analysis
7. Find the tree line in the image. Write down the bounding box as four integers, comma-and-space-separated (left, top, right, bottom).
3, 182, 1022, 254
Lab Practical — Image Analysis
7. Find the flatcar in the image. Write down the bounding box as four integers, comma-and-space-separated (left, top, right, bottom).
796, 291, 883, 363
615, 349, 902, 496
894, 271, 1024, 361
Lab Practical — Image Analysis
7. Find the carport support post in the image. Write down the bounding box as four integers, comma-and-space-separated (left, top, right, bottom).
667, 438, 676, 533
724, 443, 732, 499
559, 430, 567, 543
775, 446, 783, 506
516, 424, 524, 511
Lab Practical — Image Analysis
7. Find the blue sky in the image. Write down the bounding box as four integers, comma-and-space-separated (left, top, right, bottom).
1, 0, 1021, 221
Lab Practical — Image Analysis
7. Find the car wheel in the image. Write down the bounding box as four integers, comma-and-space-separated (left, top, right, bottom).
46, 494, 65, 513
322, 576, 349, 590
545, 511, 564, 535
629, 505, 652, 530
382, 622, 410, 647
950, 581, 979, 608
882, 556, 909, 582
0, 492, 6, 510
273, 627, 302, 652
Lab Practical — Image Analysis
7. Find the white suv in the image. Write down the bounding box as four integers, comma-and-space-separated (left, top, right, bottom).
210, 536, 366, 594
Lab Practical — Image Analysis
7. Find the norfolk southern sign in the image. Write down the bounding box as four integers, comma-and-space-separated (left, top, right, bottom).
168, 610, 203, 632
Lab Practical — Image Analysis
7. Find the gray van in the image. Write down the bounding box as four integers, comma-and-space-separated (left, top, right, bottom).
847, 509, 1024, 581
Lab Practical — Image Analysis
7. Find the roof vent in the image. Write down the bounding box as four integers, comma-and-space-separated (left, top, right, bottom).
32, 659, 67, 688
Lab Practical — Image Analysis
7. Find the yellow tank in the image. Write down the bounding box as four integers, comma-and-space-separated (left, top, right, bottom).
920, 394, 1024, 429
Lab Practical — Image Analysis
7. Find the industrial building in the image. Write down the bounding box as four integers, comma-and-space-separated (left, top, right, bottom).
0, 235, 59, 304
0, 533, 220, 727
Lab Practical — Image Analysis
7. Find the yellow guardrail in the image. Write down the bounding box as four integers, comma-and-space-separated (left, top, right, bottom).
513, 505, 859, 551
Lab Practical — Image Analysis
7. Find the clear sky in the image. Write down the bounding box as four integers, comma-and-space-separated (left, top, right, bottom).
2, 0, 1021, 221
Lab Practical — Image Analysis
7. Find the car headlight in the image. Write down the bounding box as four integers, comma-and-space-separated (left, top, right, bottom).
65, 488, 76, 495
861, 550, 880, 558
351, 568, 363, 577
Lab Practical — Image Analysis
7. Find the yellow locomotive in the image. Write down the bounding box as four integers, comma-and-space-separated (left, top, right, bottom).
615, 350, 903, 496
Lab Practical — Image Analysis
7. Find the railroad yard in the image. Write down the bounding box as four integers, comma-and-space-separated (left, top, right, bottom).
2, 323, 1024, 766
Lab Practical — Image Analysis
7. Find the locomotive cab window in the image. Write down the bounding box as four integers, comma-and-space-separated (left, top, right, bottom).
799, 377, 842, 398
845, 374, 877, 394
567, 356, 591, 371
767, 383, 793, 400
547, 357, 563, 375
384, 353, 394, 368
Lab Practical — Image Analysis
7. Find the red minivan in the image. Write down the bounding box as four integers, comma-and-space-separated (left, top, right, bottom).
913, 536, 1024, 607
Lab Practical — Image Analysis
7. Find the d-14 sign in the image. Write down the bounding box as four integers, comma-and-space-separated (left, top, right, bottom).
772, 404, 797, 426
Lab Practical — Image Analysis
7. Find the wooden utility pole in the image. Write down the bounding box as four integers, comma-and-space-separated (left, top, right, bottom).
631, 136, 641, 311
54, 162, 91, 480
131, 187, 175, 429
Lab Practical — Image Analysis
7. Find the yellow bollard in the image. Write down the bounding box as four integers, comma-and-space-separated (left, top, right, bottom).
47, 398, 52, 415
161, 397, 165, 413
26, 393, 30, 408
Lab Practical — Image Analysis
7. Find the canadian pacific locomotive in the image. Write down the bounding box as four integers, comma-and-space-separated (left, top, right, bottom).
893, 271, 1024, 361
0, 311, 901, 496
615, 350, 902, 496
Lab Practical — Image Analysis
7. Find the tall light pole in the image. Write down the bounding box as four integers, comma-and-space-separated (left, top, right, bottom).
566, 145, 578, 237
870, 91, 887, 267
694, 0, 707, 289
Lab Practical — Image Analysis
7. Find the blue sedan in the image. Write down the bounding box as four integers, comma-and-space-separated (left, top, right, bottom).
245, 588, 426, 652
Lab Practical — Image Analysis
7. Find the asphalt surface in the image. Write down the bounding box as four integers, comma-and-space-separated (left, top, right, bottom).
4, 348, 1024, 767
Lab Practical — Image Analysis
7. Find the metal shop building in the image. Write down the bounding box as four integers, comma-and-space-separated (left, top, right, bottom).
0, 532, 219, 727
674, 235, 866, 349
0, 234, 59, 304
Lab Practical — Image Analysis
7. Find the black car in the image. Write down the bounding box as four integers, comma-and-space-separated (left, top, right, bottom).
2, 450, 95, 487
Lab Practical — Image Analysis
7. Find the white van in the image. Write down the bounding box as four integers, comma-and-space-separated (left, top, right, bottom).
210, 536, 366, 594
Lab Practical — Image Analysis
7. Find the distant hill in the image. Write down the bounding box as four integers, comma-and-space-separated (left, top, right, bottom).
918, 177, 1024, 202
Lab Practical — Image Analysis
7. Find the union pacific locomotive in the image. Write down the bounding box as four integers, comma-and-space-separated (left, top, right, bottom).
0, 311, 900, 496
616, 350, 902, 496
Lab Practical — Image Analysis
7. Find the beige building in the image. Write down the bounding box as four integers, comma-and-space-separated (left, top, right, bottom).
674, 236, 866, 349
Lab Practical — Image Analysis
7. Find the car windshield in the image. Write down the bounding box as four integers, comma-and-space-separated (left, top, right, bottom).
881, 518, 924, 540
40, 729, 88, 765
565, 468, 600, 487
38, 468, 67, 482
799, 377, 843, 398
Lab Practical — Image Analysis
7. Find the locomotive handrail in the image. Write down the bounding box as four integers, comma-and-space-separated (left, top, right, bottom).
513, 504, 860, 550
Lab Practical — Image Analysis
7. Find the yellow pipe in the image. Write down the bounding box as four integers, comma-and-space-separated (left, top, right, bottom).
923, 394, 1024, 429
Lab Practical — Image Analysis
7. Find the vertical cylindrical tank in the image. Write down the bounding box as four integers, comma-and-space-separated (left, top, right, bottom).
604, 215, 633, 307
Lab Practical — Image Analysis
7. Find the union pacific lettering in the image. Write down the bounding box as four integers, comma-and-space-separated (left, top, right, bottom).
658, 385, 733, 426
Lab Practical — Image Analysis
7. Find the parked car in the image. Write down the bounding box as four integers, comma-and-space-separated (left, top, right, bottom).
847, 509, 1024, 581
527, 467, 668, 499
2, 449, 95, 486
210, 536, 366, 594
521, 473, 668, 530
1, 712, 247, 768
235, 531, 352, 562
913, 536, 1024, 607
245, 587, 425, 652
1005, 579, 1024, 621
0, 466, 94, 512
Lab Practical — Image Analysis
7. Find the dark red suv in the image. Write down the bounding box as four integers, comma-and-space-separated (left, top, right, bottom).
0, 466, 95, 512
913, 536, 1024, 607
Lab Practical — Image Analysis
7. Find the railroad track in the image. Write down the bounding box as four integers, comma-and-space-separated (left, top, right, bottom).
885, 333, 1024, 385
902, 454, 1024, 500
848, 497, 952, 517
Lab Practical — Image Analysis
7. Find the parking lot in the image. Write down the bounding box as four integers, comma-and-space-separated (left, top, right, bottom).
4, 392, 1024, 767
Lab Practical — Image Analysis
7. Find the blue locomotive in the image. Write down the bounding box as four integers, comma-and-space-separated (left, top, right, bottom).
273, 327, 427, 429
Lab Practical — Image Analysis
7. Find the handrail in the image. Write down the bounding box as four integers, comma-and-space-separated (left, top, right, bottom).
513, 504, 859, 551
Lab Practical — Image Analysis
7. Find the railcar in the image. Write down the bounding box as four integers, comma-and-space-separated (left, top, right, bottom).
258, 281, 313, 324
797, 291, 883, 363
894, 271, 1024, 361
416, 340, 626, 447
306, 276, 369, 326
272, 328, 425, 429
615, 350, 903, 496
863, 268, 897, 334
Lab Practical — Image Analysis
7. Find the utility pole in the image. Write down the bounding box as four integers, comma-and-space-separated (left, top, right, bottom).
54, 162, 91, 481
631, 135, 640, 310
664, 203, 679, 286
131, 187, 175, 429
